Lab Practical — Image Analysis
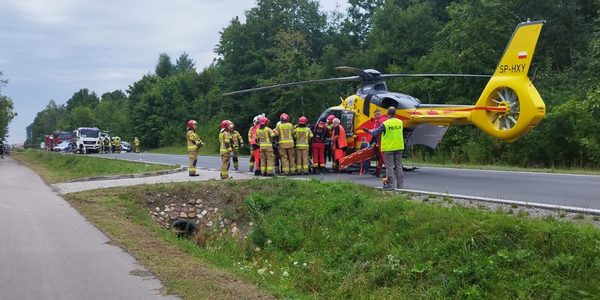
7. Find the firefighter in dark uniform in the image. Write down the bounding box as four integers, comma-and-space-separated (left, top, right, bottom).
186, 120, 203, 176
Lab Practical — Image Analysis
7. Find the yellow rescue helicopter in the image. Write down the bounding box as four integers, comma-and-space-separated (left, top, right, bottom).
224, 20, 546, 151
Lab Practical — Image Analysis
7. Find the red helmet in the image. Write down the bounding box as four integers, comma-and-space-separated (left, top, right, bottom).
220, 120, 231, 129
298, 116, 308, 125
187, 120, 197, 128
259, 117, 269, 125
280, 113, 290, 121
327, 115, 335, 123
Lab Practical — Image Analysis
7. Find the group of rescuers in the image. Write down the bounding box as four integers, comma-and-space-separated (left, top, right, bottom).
97, 136, 141, 154
185, 106, 404, 189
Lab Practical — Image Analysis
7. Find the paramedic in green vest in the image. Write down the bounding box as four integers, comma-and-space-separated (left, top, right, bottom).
369, 106, 404, 190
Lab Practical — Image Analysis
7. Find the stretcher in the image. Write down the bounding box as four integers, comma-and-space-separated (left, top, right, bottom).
338, 146, 377, 170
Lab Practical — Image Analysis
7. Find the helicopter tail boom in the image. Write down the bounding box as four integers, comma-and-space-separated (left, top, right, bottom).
470, 20, 546, 142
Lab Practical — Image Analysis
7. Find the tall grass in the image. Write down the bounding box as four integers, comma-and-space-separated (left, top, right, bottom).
97, 179, 600, 300
12, 149, 177, 183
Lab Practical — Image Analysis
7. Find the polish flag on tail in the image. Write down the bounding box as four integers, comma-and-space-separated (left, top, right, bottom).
518, 51, 528, 59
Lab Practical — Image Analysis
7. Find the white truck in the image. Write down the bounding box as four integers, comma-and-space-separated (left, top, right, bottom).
71, 127, 100, 154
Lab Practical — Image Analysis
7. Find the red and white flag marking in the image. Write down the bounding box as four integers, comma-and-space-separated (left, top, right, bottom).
518, 51, 528, 59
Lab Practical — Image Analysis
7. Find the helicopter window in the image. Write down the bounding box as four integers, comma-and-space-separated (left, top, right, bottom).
317, 109, 342, 124
340, 112, 355, 137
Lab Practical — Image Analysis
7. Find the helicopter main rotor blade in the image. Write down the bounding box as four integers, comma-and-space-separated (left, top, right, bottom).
335, 67, 375, 82
222, 76, 361, 96
378, 74, 492, 80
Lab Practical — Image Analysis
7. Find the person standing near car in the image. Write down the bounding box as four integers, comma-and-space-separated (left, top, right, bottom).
369, 107, 404, 190
134, 137, 140, 153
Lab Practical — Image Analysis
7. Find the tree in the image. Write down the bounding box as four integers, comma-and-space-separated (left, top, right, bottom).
342, 0, 384, 45
174, 52, 197, 74
95, 90, 131, 140
155, 53, 174, 78
0, 95, 16, 140
0, 71, 7, 92
65, 88, 100, 112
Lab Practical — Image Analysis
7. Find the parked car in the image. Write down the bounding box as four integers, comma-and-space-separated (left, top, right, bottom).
53, 141, 73, 152
121, 141, 134, 152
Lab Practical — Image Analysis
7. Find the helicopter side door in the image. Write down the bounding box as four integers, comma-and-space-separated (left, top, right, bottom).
340, 111, 356, 148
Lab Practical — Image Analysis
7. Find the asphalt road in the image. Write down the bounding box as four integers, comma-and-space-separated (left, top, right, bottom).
0, 156, 179, 300
92, 152, 600, 210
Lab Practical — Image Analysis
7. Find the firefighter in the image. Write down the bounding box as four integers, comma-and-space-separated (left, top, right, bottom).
229, 122, 244, 171
330, 118, 347, 172
219, 120, 234, 179
255, 117, 275, 176
294, 116, 313, 175
134, 137, 140, 153
274, 113, 295, 176
114, 137, 121, 153
248, 115, 261, 174
98, 137, 103, 154
186, 120, 203, 176
103, 137, 110, 153
311, 118, 329, 174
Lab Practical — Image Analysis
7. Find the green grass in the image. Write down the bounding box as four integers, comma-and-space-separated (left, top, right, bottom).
12, 149, 178, 183
65, 179, 600, 300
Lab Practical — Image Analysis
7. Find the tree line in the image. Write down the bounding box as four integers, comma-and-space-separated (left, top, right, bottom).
24, 0, 600, 168
0, 71, 17, 142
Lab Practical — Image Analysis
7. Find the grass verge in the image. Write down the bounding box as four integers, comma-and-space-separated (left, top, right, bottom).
12, 149, 178, 183
65, 179, 600, 300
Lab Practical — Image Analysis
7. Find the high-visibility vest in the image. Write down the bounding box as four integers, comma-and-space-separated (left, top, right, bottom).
381, 118, 404, 152
333, 125, 347, 149
248, 125, 258, 145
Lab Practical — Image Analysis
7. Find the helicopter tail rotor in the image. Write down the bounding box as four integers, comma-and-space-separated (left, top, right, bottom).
471, 20, 546, 142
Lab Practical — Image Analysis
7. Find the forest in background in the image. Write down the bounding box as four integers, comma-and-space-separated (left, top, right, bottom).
22, 0, 600, 168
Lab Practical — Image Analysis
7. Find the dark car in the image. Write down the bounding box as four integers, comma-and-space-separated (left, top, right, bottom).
121, 141, 134, 152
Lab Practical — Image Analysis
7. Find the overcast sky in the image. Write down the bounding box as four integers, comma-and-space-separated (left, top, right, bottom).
0, 0, 349, 144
